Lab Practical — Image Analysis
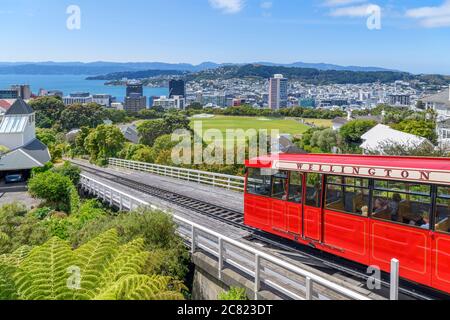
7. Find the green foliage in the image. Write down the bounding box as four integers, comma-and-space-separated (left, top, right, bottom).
28, 96, 65, 129
391, 119, 437, 143
309, 128, 341, 153
52, 162, 82, 185
138, 113, 191, 147
85, 124, 125, 165
31, 162, 54, 176
340, 120, 377, 145
0, 203, 50, 255
0, 230, 185, 300
32, 207, 53, 220
60, 103, 108, 131
71, 209, 190, 280
218, 287, 248, 300
28, 171, 75, 212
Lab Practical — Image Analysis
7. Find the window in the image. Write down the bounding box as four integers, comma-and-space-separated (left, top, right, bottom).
246, 168, 271, 197
325, 176, 370, 216
435, 186, 450, 234
288, 172, 303, 203
272, 171, 288, 200
371, 180, 431, 229
305, 173, 322, 208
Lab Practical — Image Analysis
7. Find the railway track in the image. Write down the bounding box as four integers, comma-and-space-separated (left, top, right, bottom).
74, 162, 447, 300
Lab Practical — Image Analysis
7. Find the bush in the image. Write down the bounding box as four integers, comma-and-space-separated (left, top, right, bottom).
52, 162, 81, 185
28, 171, 76, 213
218, 287, 248, 300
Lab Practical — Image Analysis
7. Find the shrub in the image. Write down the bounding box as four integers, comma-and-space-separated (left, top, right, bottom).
28, 171, 75, 212
52, 162, 81, 185
218, 287, 248, 300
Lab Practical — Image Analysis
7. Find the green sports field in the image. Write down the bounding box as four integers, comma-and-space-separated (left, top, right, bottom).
190, 116, 312, 141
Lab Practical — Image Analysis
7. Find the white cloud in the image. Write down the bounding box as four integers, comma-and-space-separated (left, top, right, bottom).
261, 1, 273, 10
323, 0, 366, 7
209, 0, 244, 14
329, 4, 375, 17
406, 1, 450, 28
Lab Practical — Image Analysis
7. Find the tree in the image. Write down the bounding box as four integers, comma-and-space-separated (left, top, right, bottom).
85, 125, 125, 165
52, 162, 81, 185
186, 102, 203, 110
310, 128, 341, 153
59, 103, 107, 131
391, 119, 437, 144
28, 171, 76, 212
28, 96, 65, 129
340, 120, 377, 145
0, 230, 185, 300
138, 113, 191, 147
105, 109, 128, 124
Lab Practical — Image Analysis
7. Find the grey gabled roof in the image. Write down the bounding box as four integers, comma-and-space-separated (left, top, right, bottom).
5, 98, 34, 115
422, 89, 450, 107
21, 139, 51, 165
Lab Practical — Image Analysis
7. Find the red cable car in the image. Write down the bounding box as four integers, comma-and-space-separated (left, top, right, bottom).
244, 153, 450, 294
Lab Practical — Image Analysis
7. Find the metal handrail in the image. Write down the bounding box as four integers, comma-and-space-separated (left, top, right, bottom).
79, 174, 379, 301
108, 158, 245, 192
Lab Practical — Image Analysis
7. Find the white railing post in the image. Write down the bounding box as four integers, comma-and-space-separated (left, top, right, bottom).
254, 254, 261, 300
218, 238, 224, 280
306, 277, 313, 300
390, 259, 399, 300
191, 226, 196, 254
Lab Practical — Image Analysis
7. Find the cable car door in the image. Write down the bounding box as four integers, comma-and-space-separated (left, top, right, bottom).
302, 173, 323, 242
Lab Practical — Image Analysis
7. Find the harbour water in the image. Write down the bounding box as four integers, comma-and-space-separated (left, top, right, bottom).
0, 74, 168, 102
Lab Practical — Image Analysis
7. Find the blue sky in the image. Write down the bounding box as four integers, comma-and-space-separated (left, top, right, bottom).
0, 0, 450, 74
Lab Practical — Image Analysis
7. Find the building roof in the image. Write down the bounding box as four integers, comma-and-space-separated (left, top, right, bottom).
120, 125, 139, 144
360, 124, 430, 151
5, 98, 34, 115
421, 88, 450, 107
0, 139, 51, 171
0, 99, 14, 111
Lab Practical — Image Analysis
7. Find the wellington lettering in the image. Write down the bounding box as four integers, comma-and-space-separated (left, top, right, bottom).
272, 161, 450, 185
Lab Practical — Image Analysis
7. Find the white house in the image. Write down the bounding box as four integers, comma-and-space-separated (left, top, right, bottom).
0, 99, 51, 173
422, 86, 450, 120
360, 124, 432, 155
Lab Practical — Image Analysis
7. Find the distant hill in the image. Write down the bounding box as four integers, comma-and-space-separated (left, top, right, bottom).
86, 69, 186, 80
186, 64, 450, 85
0, 61, 398, 75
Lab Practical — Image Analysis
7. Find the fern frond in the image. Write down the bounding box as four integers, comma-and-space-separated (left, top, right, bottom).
93, 275, 184, 301
0, 231, 9, 244
14, 237, 76, 300
73, 229, 119, 299
0, 262, 18, 300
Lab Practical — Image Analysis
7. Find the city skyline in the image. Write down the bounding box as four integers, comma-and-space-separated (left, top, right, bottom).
0, 0, 449, 74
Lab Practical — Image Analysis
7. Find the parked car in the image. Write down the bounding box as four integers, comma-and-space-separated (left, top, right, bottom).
4, 173, 24, 184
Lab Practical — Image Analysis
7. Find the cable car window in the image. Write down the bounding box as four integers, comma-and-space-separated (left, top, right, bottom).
305, 173, 322, 208
246, 168, 271, 197
288, 172, 303, 203
272, 171, 289, 200
371, 180, 432, 229
325, 176, 370, 216
435, 186, 450, 234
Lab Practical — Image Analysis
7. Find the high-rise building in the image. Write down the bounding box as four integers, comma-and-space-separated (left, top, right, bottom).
10, 85, 32, 99
0, 90, 19, 99
269, 74, 288, 110
63, 92, 93, 105
126, 82, 144, 97
124, 82, 147, 113
169, 79, 185, 98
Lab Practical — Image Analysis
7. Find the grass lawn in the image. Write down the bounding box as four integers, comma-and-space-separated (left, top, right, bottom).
301, 118, 333, 128
190, 116, 310, 141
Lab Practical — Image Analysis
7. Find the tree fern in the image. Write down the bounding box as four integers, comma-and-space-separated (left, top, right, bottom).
2, 230, 186, 300
73, 229, 119, 299
14, 237, 76, 300
94, 275, 184, 300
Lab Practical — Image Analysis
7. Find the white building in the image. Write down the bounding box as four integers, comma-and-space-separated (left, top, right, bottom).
360, 124, 432, 154
92, 94, 114, 107
0, 99, 51, 173
269, 74, 288, 110
63, 92, 93, 106
153, 95, 185, 110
